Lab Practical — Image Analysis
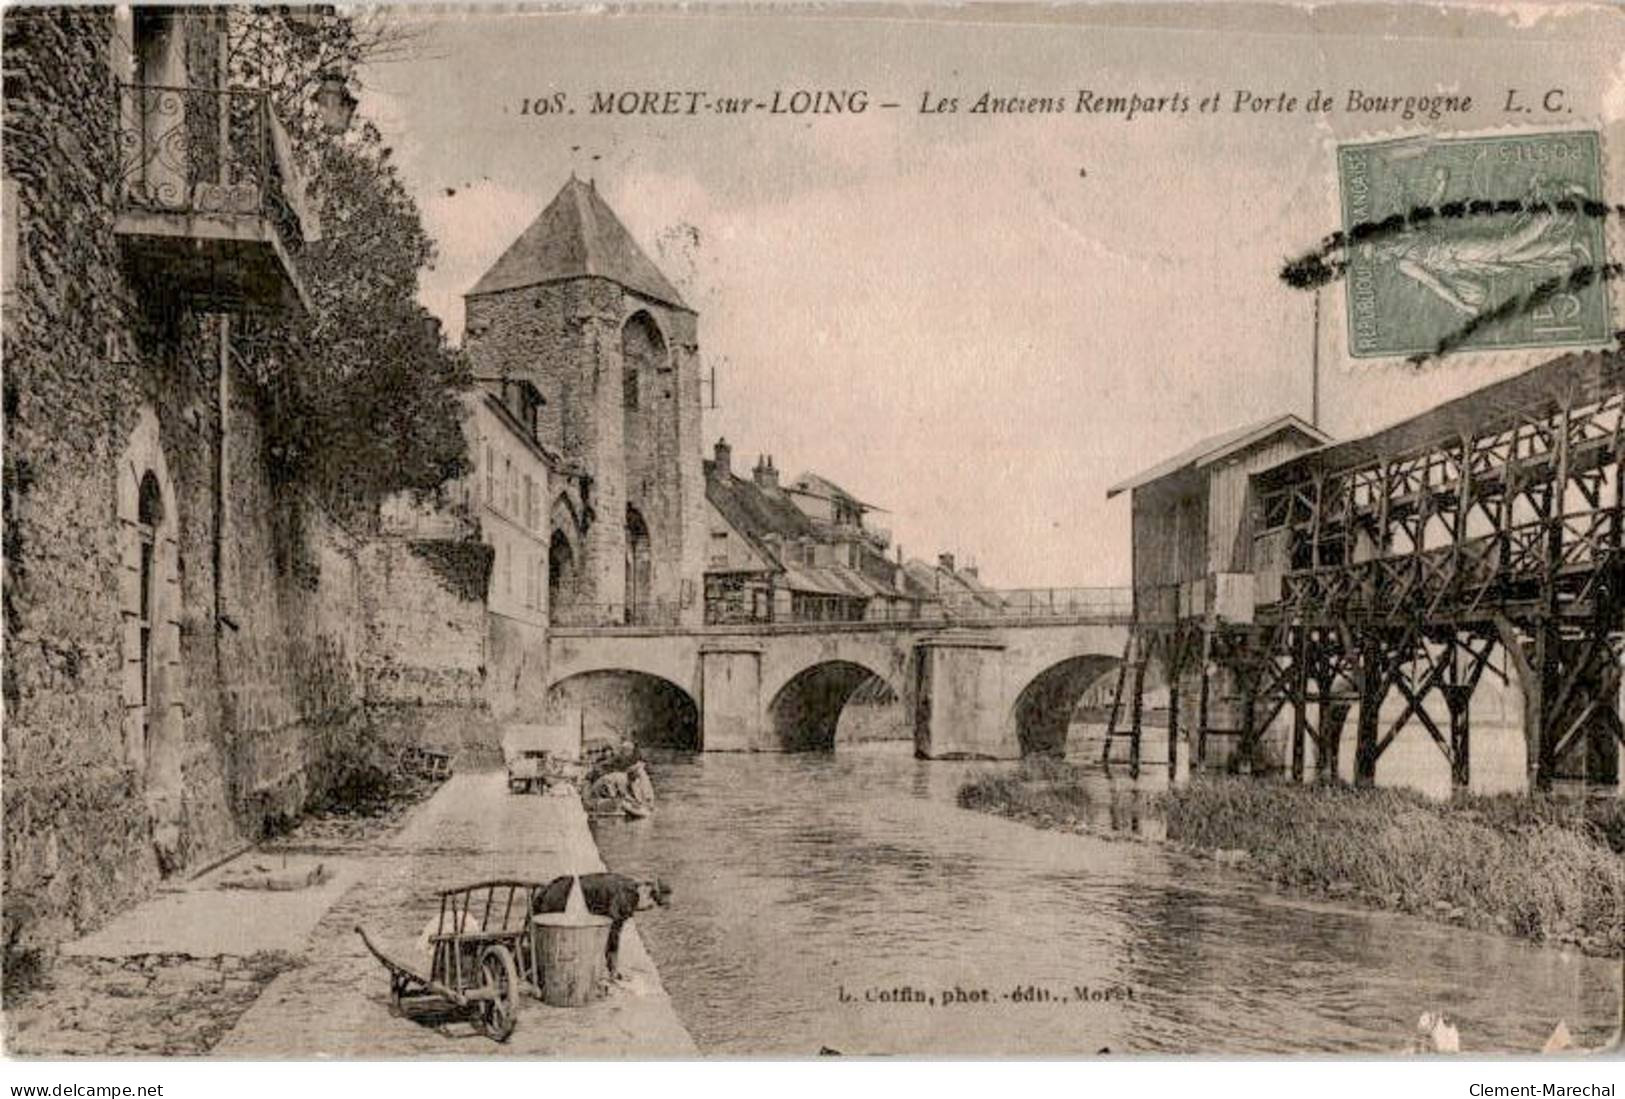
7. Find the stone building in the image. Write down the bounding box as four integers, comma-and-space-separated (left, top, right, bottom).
380, 366, 585, 720
463, 177, 706, 627
2, 8, 491, 954
466, 372, 555, 712
3, 6, 334, 947
702, 439, 915, 623
900, 553, 999, 609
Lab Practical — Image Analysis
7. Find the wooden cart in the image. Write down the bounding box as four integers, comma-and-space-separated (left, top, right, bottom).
356, 879, 551, 1042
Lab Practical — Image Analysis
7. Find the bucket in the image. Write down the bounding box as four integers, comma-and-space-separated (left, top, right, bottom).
530, 879, 612, 1007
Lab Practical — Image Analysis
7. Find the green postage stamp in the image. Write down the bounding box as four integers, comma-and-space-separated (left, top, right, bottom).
1337, 130, 1610, 359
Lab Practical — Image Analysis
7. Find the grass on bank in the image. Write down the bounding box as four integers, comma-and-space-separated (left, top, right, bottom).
958, 761, 1625, 956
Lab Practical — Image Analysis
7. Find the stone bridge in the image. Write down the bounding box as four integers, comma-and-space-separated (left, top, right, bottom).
543, 614, 1132, 758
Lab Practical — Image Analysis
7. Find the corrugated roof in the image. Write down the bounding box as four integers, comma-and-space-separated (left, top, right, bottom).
1253, 350, 1624, 489
466, 177, 688, 309
1105, 413, 1330, 499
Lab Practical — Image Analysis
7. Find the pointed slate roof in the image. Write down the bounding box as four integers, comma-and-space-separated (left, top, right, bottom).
467, 177, 688, 309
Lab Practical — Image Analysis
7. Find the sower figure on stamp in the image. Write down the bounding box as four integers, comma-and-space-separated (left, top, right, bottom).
1375, 167, 1594, 317
533, 873, 672, 978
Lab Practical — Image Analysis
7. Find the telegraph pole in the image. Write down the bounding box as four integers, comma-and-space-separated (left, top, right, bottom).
1311, 287, 1321, 430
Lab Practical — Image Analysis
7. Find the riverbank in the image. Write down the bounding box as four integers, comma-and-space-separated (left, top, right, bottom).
7, 768, 695, 1057
213, 769, 694, 1056
959, 760, 1625, 959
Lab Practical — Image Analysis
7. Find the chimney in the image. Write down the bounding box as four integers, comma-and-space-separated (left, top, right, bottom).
961, 563, 978, 580
938, 552, 956, 574
713, 437, 732, 478
754, 453, 779, 491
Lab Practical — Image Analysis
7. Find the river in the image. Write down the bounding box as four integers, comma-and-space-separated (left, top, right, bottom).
590, 743, 1620, 1056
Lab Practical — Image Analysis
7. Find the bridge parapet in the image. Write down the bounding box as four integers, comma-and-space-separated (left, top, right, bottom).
549, 586, 1133, 638
545, 608, 1134, 759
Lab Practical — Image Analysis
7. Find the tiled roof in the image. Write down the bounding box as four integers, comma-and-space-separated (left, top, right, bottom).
704, 461, 814, 569
706, 463, 912, 599
467, 177, 687, 309
788, 471, 882, 512
901, 559, 1002, 607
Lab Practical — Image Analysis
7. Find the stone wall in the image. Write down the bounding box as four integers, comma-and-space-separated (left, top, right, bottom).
5, 7, 177, 949
354, 536, 507, 762
0, 10, 492, 955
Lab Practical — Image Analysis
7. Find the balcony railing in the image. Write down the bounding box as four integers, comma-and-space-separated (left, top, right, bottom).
114, 84, 310, 309
118, 84, 295, 230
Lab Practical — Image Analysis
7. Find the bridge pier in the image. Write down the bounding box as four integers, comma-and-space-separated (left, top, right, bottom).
548, 613, 1131, 759
913, 631, 1015, 760
699, 642, 766, 752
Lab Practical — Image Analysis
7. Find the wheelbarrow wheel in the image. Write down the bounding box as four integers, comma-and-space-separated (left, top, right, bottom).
475, 944, 520, 1042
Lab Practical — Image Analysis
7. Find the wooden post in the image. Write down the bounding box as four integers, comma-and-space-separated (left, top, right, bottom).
1494, 615, 1540, 795
1355, 636, 1383, 787
1128, 654, 1147, 780
1314, 645, 1347, 783
1196, 629, 1213, 770
1614, 393, 1624, 551
1449, 691, 1471, 791
1239, 659, 1259, 775
1101, 633, 1133, 772
1535, 399, 1573, 791
1533, 624, 1556, 792
1167, 633, 1182, 777
1377, 461, 1392, 557
1291, 625, 1310, 782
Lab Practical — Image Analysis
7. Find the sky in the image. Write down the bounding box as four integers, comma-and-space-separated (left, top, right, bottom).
353, 2, 1625, 586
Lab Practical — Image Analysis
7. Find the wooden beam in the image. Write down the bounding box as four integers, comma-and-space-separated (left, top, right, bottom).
1382, 667, 1451, 763
1291, 624, 1310, 782
1128, 652, 1148, 780
1549, 696, 1600, 765
1101, 632, 1132, 770
1354, 637, 1387, 786
1195, 628, 1214, 770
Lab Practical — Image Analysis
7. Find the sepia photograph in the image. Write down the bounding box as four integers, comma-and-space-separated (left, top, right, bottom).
1, 0, 1622, 1070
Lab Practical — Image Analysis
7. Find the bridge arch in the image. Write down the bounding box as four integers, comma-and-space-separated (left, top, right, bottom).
767, 659, 903, 752
546, 669, 700, 751
1008, 654, 1121, 757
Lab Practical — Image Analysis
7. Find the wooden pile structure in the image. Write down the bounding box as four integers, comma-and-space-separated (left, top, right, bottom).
1107, 351, 1625, 791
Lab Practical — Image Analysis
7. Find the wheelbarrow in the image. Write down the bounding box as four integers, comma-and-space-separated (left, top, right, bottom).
356, 880, 547, 1042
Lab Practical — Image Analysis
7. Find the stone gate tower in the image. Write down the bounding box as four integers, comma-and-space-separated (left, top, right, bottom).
464, 177, 705, 624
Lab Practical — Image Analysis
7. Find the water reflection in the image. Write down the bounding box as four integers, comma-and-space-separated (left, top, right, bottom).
591, 744, 1618, 1056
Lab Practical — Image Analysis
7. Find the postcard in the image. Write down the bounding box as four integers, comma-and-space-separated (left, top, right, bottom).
3, 1, 1621, 1060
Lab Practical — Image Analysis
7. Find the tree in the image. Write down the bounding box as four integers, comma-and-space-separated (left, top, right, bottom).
225, 7, 469, 524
